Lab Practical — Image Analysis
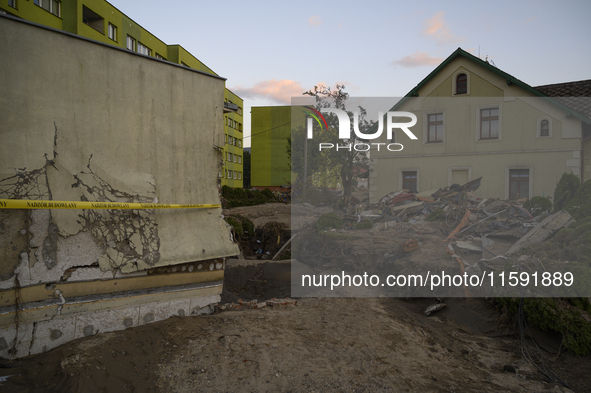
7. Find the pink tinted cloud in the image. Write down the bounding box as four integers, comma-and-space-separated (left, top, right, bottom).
231, 79, 307, 104
308, 16, 322, 27
422, 11, 463, 45
392, 52, 444, 68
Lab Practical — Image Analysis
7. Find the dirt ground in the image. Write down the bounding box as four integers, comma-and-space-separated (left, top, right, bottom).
1, 291, 588, 392
1, 203, 590, 392
223, 202, 333, 230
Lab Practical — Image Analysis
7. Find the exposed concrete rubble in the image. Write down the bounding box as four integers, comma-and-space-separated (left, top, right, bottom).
505, 210, 574, 255
291, 178, 579, 298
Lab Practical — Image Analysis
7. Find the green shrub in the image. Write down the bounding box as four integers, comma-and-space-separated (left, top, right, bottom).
316, 213, 344, 230
564, 179, 591, 219
496, 298, 591, 356
225, 216, 243, 237
353, 219, 373, 229
553, 173, 580, 212
523, 196, 552, 216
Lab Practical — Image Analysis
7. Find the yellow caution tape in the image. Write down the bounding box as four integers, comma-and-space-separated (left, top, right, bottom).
0, 199, 220, 210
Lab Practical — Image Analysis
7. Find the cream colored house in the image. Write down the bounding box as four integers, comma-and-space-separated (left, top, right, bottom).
369, 48, 591, 203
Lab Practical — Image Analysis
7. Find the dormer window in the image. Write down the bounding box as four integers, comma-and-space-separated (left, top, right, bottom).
456, 74, 467, 94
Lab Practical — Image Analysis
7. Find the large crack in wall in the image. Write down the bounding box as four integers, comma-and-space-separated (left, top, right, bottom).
0, 145, 161, 286
72, 157, 160, 272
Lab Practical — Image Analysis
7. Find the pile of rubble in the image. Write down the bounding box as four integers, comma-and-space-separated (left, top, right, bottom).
293, 176, 577, 298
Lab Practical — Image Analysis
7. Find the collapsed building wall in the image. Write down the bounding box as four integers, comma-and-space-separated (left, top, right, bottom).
0, 16, 239, 358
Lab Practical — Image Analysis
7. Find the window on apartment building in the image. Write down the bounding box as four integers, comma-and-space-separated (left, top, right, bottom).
238, 108, 242, 116
540, 119, 550, 137
233, 154, 237, 163
238, 172, 242, 180
509, 169, 530, 199
35, 0, 60, 17
402, 171, 418, 193
8, 0, 16, 9
126, 35, 136, 51
238, 156, 242, 164
108, 23, 117, 41
480, 107, 499, 140
456, 74, 467, 94
233, 171, 237, 180
427, 113, 444, 143
155, 53, 166, 60
238, 139, 242, 147
137, 43, 151, 56
82, 5, 103, 33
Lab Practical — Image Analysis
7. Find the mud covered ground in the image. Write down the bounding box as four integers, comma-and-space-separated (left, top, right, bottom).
1, 201, 589, 392
1, 262, 589, 392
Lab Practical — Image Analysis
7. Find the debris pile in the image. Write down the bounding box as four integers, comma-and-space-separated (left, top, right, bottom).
293, 175, 578, 297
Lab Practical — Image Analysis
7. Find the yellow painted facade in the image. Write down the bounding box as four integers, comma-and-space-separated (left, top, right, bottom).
369, 49, 589, 203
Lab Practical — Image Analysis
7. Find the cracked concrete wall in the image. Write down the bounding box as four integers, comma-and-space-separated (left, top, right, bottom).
0, 17, 239, 292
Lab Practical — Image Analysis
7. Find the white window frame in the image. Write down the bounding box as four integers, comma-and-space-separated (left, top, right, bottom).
476, 104, 502, 142
35, 0, 60, 17
452, 70, 470, 95
126, 35, 136, 51
537, 116, 552, 138
505, 166, 533, 200
137, 42, 151, 56
108, 23, 117, 41
423, 110, 446, 144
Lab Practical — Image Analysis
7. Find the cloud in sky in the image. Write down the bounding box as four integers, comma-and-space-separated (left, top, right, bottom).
392, 52, 444, 68
308, 15, 322, 27
231, 79, 307, 104
422, 11, 463, 45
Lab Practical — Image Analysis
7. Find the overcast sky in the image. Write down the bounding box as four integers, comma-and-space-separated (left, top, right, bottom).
112, 0, 590, 147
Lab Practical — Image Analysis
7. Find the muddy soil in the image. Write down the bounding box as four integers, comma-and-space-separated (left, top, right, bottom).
1, 261, 589, 393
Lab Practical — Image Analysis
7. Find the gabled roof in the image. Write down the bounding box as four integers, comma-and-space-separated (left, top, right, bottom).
387, 47, 591, 124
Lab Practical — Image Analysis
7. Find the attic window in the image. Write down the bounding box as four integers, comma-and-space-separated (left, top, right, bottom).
540, 120, 549, 136
537, 117, 551, 138
82, 6, 104, 34
456, 74, 467, 94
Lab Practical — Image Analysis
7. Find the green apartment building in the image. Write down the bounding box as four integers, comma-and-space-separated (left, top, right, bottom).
223, 89, 244, 188
251, 106, 306, 187
1, 0, 243, 187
